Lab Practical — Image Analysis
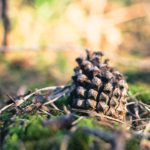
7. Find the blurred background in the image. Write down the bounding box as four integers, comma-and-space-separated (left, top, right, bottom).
0, 0, 150, 105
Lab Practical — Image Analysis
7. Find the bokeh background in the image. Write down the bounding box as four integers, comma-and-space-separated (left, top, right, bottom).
0, 0, 150, 106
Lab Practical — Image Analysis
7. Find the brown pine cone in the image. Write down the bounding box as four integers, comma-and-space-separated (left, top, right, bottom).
70, 50, 128, 121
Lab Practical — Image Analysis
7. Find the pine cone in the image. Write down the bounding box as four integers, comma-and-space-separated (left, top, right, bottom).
70, 50, 128, 121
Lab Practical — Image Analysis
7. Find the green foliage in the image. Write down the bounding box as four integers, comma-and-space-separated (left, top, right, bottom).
68, 129, 92, 150
129, 84, 150, 103
126, 137, 141, 150
1, 112, 66, 149
77, 118, 95, 128
68, 118, 104, 150
1, 112, 98, 150
129, 84, 143, 95
137, 92, 150, 104
0, 112, 13, 122
24, 136, 61, 150
25, 115, 50, 140
55, 96, 70, 107
3, 134, 20, 150
2, 114, 51, 150
68, 118, 96, 150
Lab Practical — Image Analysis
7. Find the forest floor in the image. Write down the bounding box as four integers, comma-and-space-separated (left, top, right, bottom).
0, 51, 150, 150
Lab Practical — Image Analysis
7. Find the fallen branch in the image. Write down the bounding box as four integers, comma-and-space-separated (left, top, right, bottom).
0, 103, 14, 114
0, 85, 70, 114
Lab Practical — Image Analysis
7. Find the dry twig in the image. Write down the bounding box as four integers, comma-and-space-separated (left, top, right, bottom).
0, 85, 70, 114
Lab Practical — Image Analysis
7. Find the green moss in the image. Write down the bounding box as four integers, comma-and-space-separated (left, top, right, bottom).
68, 128, 93, 150
126, 137, 140, 150
2, 114, 45, 147
129, 84, 150, 103
2, 112, 73, 150
77, 118, 95, 128
1, 109, 146, 150
25, 132, 64, 150
3, 134, 20, 150
25, 115, 51, 140
0, 112, 14, 122
129, 84, 147, 94
68, 117, 112, 150
55, 96, 70, 107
